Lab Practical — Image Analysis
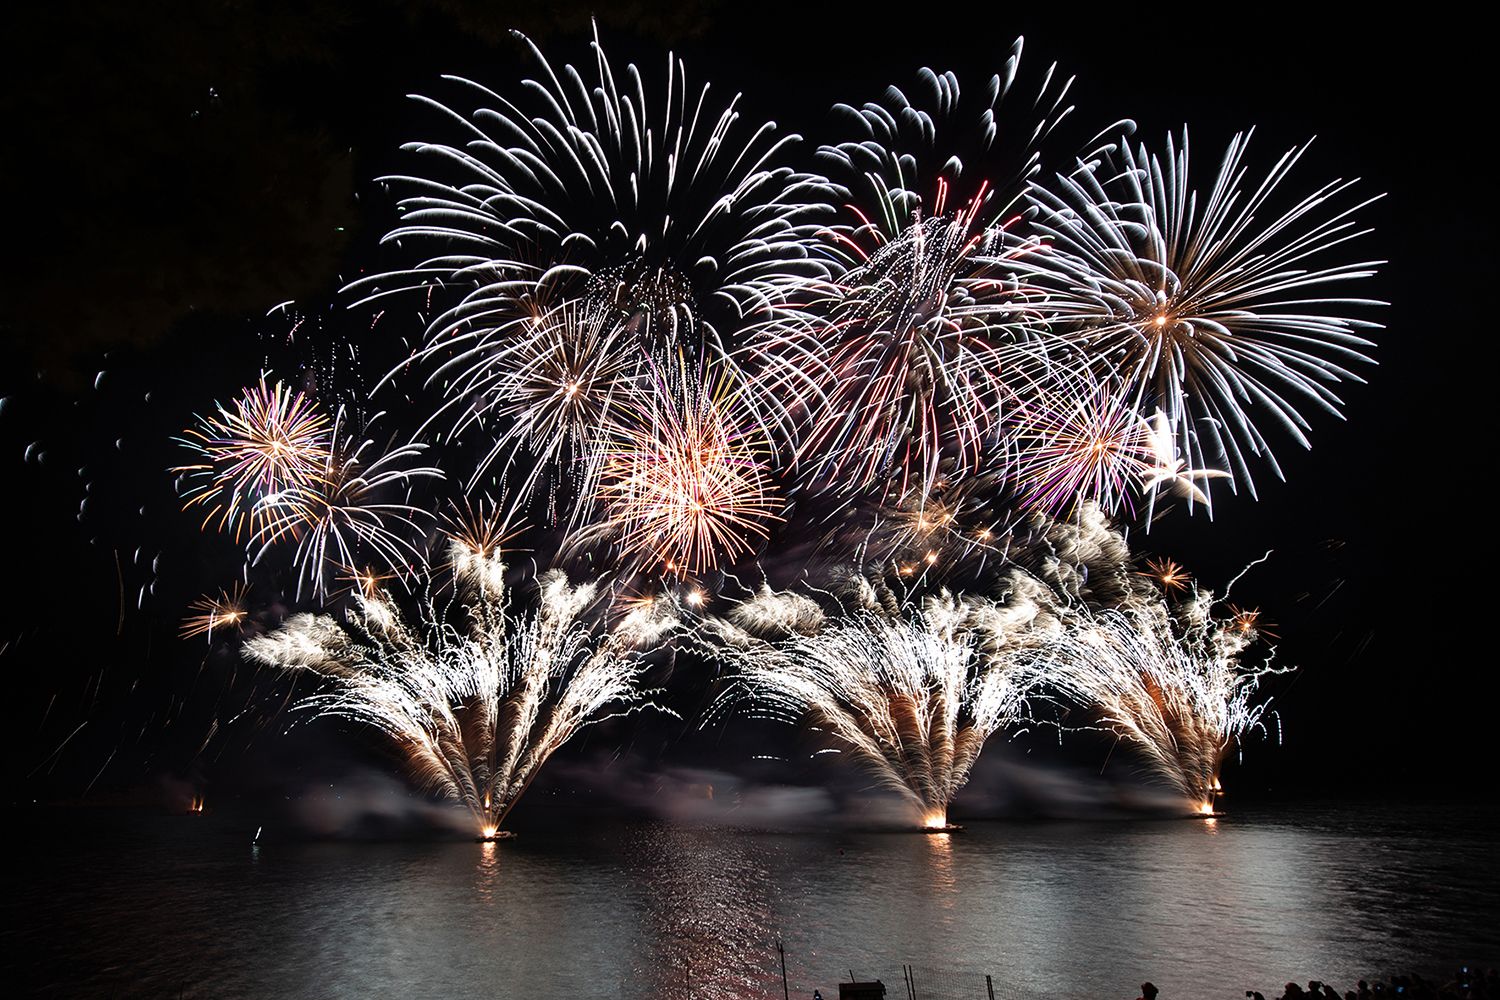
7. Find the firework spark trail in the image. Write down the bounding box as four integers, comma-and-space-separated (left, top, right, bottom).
1021, 129, 1384, 499
1137, 409, 1231, 513
249, 410, 443, 599
173, 382, 442, 598
726, 584, 826, 637
181, 584, 250, 641
442, 498, 526, 599
777, 202, 1045, 496
243, 546, 676, 834
703, 586, 1043, 827
347, 25, 833, 351
1004, 379, 1233, 518
344, 26, 837, 510
806, 469, 1020, 590
1009, 374, 1155, 516
575, 354, 783, 576
743, 43, 1135, 498
173, 377, 332, 541
419, 299, 645, 508
817, 39, 1129, 238
1141, 556, 1191, 594
1030, 595, 1283, 813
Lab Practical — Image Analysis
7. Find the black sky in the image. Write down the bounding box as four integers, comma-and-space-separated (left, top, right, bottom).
1, 1, 1493, 806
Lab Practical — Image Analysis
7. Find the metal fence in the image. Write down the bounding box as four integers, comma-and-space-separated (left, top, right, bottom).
787, 961, 1058, 1000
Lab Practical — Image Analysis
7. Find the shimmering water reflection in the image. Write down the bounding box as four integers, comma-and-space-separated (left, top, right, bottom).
6, 802, 1496, 998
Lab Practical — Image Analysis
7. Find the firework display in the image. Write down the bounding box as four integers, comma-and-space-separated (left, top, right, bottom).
174, 377, 333, 541
748, 45, 1134, 497
1030, 597, 1281, 814
250, 411, 442, 599
703, 583, 1048, 828
1019, 130, 1383, 498
696, 508, 1276, 823
180, 584, 250, 641
244, 544, 674, 835
140, 28, 1379, 826
583, 355, 782, 575
344, 25, 832, 522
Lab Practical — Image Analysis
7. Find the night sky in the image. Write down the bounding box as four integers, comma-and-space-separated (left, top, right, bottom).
2, 1, 1492, 812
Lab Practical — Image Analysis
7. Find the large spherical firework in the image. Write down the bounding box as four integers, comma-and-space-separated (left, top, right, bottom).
351, 26, 834, 350
174, 377, 332, 541
755, 42, 1126, 497
251, 413, 442, 598
1009, 376, 1154, 517
783, 202, 1044, 496
1024, 130, 1383, 497
412, 298, 650, 508
587, 358, 782, 576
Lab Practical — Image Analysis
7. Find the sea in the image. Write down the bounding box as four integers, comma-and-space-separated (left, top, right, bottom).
6, 800, 1497, 998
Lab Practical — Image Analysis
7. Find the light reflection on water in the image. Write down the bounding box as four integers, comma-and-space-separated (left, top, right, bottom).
5, 803, 1497, 998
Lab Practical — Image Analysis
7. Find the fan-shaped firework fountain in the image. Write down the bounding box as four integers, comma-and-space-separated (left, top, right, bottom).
1033, 595, 1282, 814
703, 582, 1050, 828
244, 544, 675, 835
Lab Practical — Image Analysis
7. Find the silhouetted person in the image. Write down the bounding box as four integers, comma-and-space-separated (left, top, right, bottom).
1138, 983, 1159, 1000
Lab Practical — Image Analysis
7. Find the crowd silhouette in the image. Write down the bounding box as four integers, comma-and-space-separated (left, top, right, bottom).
1233, 968, 1496, 1000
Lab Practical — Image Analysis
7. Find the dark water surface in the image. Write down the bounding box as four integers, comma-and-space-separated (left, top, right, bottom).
6, 802, 1497, 998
